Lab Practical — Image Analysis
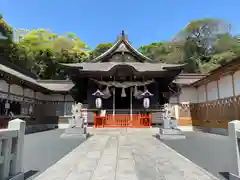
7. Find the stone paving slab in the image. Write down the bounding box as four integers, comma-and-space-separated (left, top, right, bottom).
34, 129, 220, 180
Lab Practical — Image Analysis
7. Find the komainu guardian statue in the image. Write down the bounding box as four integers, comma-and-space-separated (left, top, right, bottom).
70, 102, 84, 128
61, 102, 89, 139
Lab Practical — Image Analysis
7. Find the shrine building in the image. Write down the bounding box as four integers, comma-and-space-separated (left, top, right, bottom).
61, 30, 185, 127
0, 31, 239, 135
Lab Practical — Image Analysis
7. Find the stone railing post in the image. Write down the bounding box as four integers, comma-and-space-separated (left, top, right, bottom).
228, 120, 240, 179
83, 115, 88, 134
8, 118, 26, 176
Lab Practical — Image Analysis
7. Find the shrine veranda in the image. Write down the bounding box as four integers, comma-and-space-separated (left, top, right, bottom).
0, 31, 240, 134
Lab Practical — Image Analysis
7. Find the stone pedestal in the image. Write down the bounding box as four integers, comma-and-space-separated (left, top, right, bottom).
61, 103, 89, 139
60, 127, 89, 139
156, 128, 185, 140
157, 105, 185, 140
61, 118, 89, 139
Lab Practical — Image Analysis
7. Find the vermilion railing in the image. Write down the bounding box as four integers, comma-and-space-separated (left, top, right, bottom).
94, 113, 152, 128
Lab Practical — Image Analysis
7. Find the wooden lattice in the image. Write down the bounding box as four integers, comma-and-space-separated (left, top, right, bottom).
185, 95, 240, 129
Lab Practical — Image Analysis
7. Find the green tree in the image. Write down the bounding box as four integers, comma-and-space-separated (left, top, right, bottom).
11, 28, 90, 79
175, 18, 231, 72
0, 14, 13, 58
139, 41, 184, 64
0, 14, 13, 42
90, 43, 113, 59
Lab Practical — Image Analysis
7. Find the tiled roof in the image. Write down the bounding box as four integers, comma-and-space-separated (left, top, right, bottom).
0, 60, 206, 92
61, 62, 185, 72
0, 64, 39, 85
0, 63, 73, 92
88, 30, 154, 63
37, 80, 74, 92
174, 73, 207, 85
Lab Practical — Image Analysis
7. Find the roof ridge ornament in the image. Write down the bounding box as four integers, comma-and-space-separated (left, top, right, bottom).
119, 29, 128, 41
121, 29, 125, 36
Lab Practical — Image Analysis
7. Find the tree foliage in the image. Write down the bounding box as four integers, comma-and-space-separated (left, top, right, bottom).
8, 27, 90, 79
0, 14, 13, 58
89, 43, 114, 59
140, 18, 240, 73
1, 15, 240, 78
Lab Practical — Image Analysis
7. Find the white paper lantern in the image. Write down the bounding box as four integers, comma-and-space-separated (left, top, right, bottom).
143, 98, 150, 108
29, 105, 33, 114
5, 102, 10, 109
95, 98, 102, 108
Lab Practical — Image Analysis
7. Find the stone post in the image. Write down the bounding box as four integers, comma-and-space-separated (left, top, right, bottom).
228, 120, 240, 179
83, 116, 87, 134
8, 118, 26, 177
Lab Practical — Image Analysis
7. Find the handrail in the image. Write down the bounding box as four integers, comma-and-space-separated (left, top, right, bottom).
94, 113, 152, 128
0, 118, 26, 180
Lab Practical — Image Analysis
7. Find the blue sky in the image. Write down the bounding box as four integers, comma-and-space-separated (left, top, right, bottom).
1, 0, 240, 49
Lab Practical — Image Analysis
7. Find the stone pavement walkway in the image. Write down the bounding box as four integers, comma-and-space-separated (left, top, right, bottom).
34, 128, 219, 180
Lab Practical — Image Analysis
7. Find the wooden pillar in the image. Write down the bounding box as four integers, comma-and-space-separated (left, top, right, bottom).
5, 83, 10, 115
174, 105, 179, 124
232, 73, 236, 96
205, 84, 208, 101
113, 87, 115, 121
216, 79, 220, 99
130, 86, 133, 121
177, 93, 180, 104
34, 91, 36, 100
33, 91, 36, 115
130, 76, 133, 122
63, 94, 66, 116
231, 73, 238, 119
204, 84, 209, 127
22, 87, 25, 115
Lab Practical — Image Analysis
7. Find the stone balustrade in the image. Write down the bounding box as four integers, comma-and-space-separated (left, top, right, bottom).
0, 119, 26, 180
25, 124, 57, 134
228, 120, 240, 179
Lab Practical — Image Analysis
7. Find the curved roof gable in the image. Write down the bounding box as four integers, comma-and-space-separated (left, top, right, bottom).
90, 30, 155, 63
60, 62, 185, 72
